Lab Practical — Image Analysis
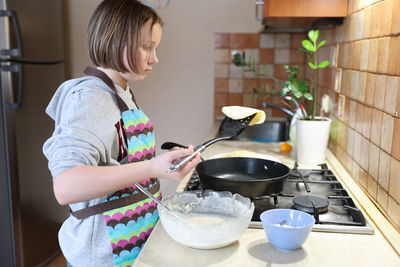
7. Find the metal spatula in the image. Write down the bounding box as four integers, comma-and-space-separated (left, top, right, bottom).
166, 114, 256, 173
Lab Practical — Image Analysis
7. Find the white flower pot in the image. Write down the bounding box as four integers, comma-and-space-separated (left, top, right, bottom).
296, 117, 332, 165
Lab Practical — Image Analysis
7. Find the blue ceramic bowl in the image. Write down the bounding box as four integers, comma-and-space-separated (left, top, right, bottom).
260, 209, 315, 251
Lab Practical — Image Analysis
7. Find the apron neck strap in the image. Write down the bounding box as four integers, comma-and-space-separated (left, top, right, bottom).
83, 66, 139, 112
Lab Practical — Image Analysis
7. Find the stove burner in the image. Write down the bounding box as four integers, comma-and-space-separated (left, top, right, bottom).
293, 195, 329, 214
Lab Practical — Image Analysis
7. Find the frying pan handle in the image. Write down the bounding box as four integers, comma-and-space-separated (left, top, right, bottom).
161, 142, 187, 150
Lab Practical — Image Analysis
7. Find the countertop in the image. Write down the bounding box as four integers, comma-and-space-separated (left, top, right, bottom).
135, 129, 400, 266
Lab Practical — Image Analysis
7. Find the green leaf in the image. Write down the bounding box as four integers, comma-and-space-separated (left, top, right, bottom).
317, 40, 326, 49
292, 79, 299, 89
308, 30, 319, 43
308, 62, 317, 69
303, 92, 313, 100
299, 80, 309, 93
280, 87, 290, 96
318, 60, 330, 68
293, 90, 303, 99
284, 65, 291, 72
232, 53, 244, 66
302, 40, 316, 52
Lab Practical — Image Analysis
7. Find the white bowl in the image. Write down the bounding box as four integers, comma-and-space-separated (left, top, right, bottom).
158, 190, 254, 249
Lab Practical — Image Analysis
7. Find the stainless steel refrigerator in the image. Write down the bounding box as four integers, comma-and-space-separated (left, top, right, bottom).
1, 0, 67, 266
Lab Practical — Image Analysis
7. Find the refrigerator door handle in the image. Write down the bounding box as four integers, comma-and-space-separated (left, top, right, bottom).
0, 9, 24, 109
0, 10, 23, 58
1, 63, 23, 109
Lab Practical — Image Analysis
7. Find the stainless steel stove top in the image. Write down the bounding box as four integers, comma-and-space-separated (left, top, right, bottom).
185, 163, 374, 235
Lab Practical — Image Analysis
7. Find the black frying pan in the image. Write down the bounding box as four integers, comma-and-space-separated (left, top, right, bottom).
195, 157, 290, 198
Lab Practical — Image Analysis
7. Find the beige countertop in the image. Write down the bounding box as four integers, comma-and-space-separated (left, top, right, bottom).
135, 131, 400, 266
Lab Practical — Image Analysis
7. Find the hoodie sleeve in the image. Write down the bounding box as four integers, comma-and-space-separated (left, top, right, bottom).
43, 82, 116, 178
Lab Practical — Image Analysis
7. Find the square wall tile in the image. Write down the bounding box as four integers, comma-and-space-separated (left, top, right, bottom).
244, 48, 259, 64
229, 34, 246, 49
242, 94, 258, 107
355, 103, 364, 134
367, 175, 378, 200
229, 64, 243, 78
358, 72, 366, 102
347, 128, 355, 157
392, 0, 400, 34
243, 79, 259, 94
377, 37, 390, 73
362, 6, 372, 38
384, 76, 399, 116
388, 37, 400, 75
353, 131, 362, 164
349, 100, 357, 129
388, 197, 400, 229
362, 105, 372, 139
378, 150, 391, 191
368, 142, 380, 180
370, 2, 383, 37
359, 167, 368, 189
365, 73, 376, 106
228, 93, 243, 106
355, 10, 364, 40
360, 40, 369, 71
260, 34, 275, 49
351, 71, 359, 100
290, 49, 305, 64
371, 109, 383, 146
214, 49, 229, 63
290, 33, 306, 48
397, 82, 400, 117
374, 75, 387, 110
392, 118, 400, 161
367, 38, 379, 72
257, 64, 274, 79
274, 49, 290, 64
380, 0, 393, 36
259, 49, 274, 64
214, 93, 228, 107
244, 34, 260, 48
214, 78, 228, 93
214, 63, 228, 78
381, 112, 395, 153
228, 78, 243, 93
360, 137, 370, 171
377, 186, 389, 211
214, 33, 229, 48
274, 34, 290, 48
389, 158, 400, 204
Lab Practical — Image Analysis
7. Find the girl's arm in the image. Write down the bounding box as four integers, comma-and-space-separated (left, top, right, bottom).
53, 147, 200, 205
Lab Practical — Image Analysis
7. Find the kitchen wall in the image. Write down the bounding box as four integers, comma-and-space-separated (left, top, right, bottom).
212, 0, 400, 231
325, 0, 400, 230
61, 0, 261, 194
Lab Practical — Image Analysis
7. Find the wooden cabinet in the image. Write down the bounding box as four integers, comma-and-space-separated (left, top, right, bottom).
261, 0, 348, 29
264, 0, 347, 17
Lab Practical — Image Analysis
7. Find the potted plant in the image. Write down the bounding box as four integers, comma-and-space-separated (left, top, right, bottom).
232, 29, 332, 165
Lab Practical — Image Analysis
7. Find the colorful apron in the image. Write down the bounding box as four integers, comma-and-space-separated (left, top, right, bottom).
70, 67, 161, 267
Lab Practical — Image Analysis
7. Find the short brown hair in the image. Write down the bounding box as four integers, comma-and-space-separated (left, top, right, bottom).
86, 0, 163, 73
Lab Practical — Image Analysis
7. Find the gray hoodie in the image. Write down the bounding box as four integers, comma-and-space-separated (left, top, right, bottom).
43, 75, 138, 266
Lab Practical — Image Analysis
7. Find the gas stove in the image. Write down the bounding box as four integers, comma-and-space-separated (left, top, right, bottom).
185, 163, 374, 235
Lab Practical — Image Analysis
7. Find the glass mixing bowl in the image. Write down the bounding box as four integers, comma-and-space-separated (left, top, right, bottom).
158, 190, 254, 249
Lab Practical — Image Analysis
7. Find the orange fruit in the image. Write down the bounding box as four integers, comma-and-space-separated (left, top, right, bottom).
280, 143, 292, 153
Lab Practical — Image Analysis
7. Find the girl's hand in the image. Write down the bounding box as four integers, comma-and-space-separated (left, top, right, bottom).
151, 145, 201, 181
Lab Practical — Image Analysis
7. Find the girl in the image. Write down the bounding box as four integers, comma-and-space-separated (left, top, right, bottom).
43, 0, 200, 266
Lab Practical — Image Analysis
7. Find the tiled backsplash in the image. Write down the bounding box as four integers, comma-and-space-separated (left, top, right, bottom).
213, 32, 307, 118
213, 0, 400, 231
